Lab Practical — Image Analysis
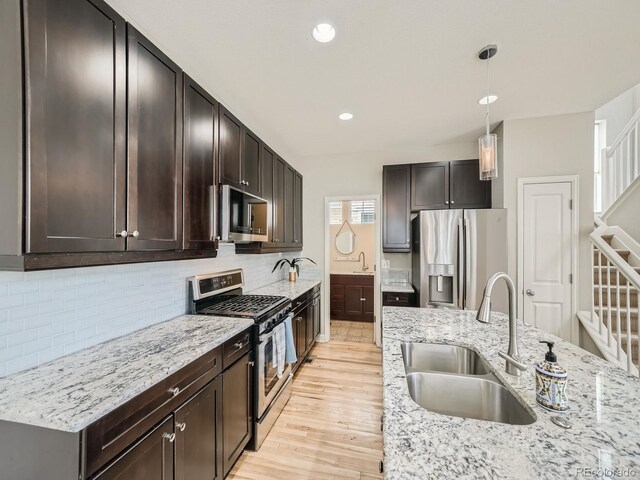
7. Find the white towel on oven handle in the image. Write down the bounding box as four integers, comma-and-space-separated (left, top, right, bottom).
272, 321, 287, 378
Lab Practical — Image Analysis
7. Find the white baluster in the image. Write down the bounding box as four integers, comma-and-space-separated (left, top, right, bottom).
616, 269, 622, 362
625, 278, 632, 373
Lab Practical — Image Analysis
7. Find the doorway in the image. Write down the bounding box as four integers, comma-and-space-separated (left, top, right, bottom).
323, 195, 381, 346
518, 176, 579, 342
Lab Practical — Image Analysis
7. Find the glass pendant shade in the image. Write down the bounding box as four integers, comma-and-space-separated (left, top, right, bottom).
478, 133, 498, 180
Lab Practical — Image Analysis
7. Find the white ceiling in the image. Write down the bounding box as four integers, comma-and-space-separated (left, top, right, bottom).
107, 0, 640, 159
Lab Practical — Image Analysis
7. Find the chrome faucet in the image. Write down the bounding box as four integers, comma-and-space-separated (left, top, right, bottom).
358, 251, 369, 272
476, 272, 528, 376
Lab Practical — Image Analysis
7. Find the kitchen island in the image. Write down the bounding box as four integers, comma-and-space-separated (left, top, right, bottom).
382, 307, 640, 479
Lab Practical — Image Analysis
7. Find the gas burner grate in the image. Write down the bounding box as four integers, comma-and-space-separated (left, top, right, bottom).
201, 295, 288, 317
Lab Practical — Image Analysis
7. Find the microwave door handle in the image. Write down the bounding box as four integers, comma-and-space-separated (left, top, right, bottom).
208, 185, 215, 241
457, 218, 464, 309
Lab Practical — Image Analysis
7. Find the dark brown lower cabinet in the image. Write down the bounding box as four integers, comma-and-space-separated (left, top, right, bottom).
94, 416, 174, 480
382, 291, 416, 307
293, 312, 306, 362
290, 285, 321, 372
175, 378, 223, 480
330, 275, 374, 322
222, 352, 252, 477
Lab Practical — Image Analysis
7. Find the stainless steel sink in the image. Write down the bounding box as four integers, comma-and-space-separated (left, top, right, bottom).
401, 342, 536, 425
401, 342, 491, 375
406, 372, 536, 425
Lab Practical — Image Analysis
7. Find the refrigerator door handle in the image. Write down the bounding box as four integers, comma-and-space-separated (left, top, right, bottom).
464, 217, 473, 310
457, 218, 464, 309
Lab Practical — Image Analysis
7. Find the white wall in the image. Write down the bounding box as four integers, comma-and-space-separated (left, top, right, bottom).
595, 84, 640, 145
0, 245, 299, 377
602, 177, 640, 240
499, 112, 595, 317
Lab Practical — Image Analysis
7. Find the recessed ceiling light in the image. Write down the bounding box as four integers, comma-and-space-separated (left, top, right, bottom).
313, 23, 336, 43
478, 95, 498, 105
339, 112, 353, 120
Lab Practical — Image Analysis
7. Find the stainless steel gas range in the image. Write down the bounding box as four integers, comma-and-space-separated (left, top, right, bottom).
188, 269, 293, 450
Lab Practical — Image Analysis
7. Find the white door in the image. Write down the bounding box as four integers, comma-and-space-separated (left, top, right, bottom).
522, 182, 574, 340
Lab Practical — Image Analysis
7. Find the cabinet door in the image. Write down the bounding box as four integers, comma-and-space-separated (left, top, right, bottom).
222, 353, 252, 476
293, 171, 303, 245
305, 305, 314, 352
294, 312, 306, 359
314, 296, 321, 338
127, 26, 183, 251
449, 159, 492, 209
382, 165, 411, 252
284, 165, 296, 244
272, 157, 286, 243
183, 75, 218, 250
94, 416, 174, 480
242, 129, 261, 196
24, 0, 127, 253
219, 107, 243, 188
344, 286, 364, 317
175, 378, 222, 480
363, 286, 375, 320
411, 162, 449, 210
261, 145, 274, 242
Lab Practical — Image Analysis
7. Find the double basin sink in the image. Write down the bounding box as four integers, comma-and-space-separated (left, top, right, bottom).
402, 343, 536, 425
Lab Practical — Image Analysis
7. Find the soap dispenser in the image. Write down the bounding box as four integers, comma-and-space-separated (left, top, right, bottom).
535, 341, 569, 412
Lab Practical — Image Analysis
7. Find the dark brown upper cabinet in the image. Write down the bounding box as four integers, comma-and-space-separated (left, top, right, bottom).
449, 159, 492, 209
284, 165, 296, 244
219, 106, 243, 188
382, 164, 411, 252
127, 26, 183, 251
23, 0, 127, 254
261, 145, 275, 241
293, 171, 303, 246
411, 162, 449, 211
272, 156, 286, 244
182, 74, 218, 250
242, 129, 262, 197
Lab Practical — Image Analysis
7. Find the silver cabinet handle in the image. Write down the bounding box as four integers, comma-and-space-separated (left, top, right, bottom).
176, 422, 186, 432
395, 297, 400, 301
445, 201, 449, 205
526, 289, 535, 297
129, 231, 139, 238
234, 342, 243, 349
450, 200, 455, 204
169, 387, 180, 397
163, 432, 176, 443
246, 181, 249, 186
360, 298, 366, 301
116, 230, 128, 238
248, 361, 255, 367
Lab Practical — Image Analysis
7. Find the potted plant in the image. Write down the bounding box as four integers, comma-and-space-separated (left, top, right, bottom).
272, 257, 317, 282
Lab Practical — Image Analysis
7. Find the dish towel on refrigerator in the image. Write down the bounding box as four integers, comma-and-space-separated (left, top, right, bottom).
272, 322, 286, 378
284, 313, 297, 364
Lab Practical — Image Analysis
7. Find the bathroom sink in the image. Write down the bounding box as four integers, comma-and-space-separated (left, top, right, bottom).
401, 342, 491, 375
405, 372, 536, 425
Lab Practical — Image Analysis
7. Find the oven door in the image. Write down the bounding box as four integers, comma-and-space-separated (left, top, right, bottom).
257, 324, 292, 418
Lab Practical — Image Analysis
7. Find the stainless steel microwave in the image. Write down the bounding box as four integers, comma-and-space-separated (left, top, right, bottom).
220, 185, 269, 243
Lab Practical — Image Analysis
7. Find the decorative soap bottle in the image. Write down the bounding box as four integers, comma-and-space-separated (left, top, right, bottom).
535, 340, 569, 412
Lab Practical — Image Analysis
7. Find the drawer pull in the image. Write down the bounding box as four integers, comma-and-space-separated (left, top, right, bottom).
360, 298, 366, 301
395, 297, 400, 301
176, 422, 186, 432
163, 432, 176, 443
169, 387, 180, 397
233, 342, 244, 350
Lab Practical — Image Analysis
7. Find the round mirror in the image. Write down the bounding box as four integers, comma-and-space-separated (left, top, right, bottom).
335, 231, 356, 254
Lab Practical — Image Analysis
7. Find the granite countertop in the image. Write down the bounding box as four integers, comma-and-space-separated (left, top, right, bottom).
383, 307, 640, 479
248, 279, 320, 300
381, 283, 414, 293
0, 315, 253, 433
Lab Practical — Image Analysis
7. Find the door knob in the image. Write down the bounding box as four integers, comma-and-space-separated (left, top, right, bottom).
526, 289, 535, 297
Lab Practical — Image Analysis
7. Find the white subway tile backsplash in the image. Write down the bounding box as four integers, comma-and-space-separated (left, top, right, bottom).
0, 246, 300, 377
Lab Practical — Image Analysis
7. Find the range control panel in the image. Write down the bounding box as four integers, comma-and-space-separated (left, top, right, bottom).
190, 270, 244, 300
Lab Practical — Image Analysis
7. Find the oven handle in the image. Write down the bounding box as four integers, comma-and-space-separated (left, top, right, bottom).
258, 314, 292, 343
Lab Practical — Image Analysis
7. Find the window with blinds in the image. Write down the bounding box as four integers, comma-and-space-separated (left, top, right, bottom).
350, 200, 375, 224
329, 201, 343, 224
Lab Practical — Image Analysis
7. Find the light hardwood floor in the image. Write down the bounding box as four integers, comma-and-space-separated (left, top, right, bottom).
228, 341, 383, 480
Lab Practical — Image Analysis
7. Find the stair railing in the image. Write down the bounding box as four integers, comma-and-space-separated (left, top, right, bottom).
602, 109, 640, 212
591, 225, 640, 375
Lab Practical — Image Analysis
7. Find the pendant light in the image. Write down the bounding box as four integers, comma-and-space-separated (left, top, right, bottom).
478, 44, 498, 181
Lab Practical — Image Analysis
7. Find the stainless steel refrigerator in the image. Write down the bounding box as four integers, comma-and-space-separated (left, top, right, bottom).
411, 209, 508, 313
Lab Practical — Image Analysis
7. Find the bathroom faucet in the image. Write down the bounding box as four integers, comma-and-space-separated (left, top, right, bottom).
476, 272, 528, 376
358, 251, 369, 272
